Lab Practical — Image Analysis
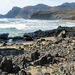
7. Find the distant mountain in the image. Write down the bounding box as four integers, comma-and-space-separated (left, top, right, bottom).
16, 4, 51, 18
31, 2, 75, 20
52, 2, 75, 10
5, 7, 21, 18
0, 4, 51, 18
1, 2, 75, 19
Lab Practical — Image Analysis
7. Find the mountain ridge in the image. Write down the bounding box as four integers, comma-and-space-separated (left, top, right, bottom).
1, 2, 75, 19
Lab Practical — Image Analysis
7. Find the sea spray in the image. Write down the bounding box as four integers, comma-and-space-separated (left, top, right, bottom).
0, 18, 75, 36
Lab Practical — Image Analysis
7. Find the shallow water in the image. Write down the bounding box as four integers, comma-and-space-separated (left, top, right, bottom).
0, 18, 75, 36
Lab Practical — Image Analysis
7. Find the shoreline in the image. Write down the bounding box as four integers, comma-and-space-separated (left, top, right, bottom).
58, 19, 75, 22
0, 26, 75, 74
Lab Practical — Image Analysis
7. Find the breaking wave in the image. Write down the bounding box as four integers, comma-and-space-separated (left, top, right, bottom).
0, 18, 75, 36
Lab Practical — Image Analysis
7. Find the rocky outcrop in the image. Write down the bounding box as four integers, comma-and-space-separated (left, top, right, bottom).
30, 9, 75, 20
31, 50, 40, 61
23, 26, 75, 39
0, 57, 13, 73
0, 33, 9, 40
22, 35, 33, 41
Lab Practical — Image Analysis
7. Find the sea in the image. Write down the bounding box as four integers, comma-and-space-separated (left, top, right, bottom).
0, 18, 75, 37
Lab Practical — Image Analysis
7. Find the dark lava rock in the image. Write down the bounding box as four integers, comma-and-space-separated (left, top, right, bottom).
19, 69, 27, 75
0, 33, 9, 40
34, 30, 43, 33
12, 36, 24, 41
0, 57, 13, 73
2, 41, 7, 46
0, 56, 2, 63
22, 26, 75, 40
41, 39, 45, 41
34, 54, 58, 65
0, 48, 24, 56
31, 50, 40, 61
34, 55, 47, 66
12, 65, 20, 73
55, 28, 67, 38
22, 35, 33, 41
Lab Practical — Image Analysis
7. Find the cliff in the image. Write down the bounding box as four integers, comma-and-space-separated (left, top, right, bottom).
30, 9, 75, 20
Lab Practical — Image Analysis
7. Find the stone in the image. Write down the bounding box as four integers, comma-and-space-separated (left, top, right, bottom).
31, 50, 40, 61
34, 55, 47, 66
0, 57, 13, 73
0, 33, 9, 40
12, 65, 20, 73
19, 69, 27, 75
55, 29, 67, 38
22, 35, 33, 41
41, 39, 45, 41
12, 36, 23, 41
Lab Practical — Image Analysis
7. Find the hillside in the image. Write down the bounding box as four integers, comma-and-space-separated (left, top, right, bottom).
30, 9, 75, 20
1, 2, 75, 19
1, 4, 51, 18
5, 7, 21, 18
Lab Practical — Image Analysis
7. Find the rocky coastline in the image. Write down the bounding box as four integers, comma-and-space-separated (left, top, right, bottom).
0, 26, 75, 75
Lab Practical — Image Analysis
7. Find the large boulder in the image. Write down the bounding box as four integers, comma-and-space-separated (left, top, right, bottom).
34, 54, 55, 65
12, 65, 20, 73
0, 57, 13, 73
22, 35, 33, 41
31, 50, 40, 61
34, 55, 47, 66
12, 36, 23, 41
55, 29, 67, 38
0, 33, 9, 40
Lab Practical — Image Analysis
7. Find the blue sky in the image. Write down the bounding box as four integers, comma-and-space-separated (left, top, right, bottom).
0, 0, 75, 14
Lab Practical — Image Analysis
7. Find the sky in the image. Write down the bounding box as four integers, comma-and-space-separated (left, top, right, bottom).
0, 0, 75, 14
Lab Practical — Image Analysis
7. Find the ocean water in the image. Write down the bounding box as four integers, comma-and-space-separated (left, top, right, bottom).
0, 18, 75, 37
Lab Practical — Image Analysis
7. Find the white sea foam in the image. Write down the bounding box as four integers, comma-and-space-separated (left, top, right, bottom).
0, 18, 75, 36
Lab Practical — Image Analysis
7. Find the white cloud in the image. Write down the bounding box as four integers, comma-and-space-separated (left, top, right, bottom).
0, 0, 11, 4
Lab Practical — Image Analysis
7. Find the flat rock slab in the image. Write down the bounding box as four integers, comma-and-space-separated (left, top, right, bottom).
0, 48, 24, 56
